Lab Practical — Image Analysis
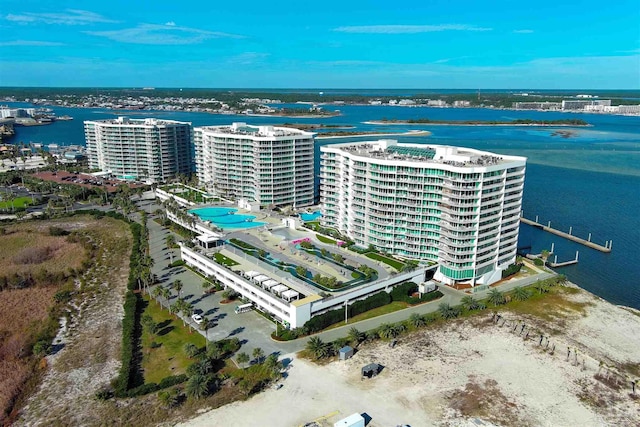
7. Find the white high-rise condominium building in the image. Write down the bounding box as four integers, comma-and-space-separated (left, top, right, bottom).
84, 117, 192, 183
320, 140, 526, 286
194, 122, 314, 208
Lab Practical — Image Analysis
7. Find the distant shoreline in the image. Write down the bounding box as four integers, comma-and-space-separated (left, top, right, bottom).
363, 120, 591, 127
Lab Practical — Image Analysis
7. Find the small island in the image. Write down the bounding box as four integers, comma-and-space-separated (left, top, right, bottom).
274, 123, 355, 131
366, 118, 590, 126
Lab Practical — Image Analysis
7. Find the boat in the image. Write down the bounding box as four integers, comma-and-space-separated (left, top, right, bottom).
57, 115, 73, 121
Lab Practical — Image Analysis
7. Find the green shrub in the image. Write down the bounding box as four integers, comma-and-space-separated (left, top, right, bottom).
304, 308, 344, 333
502, 263, 523, 278
534, 258, 544, 266
169, 260, 186, 268
349, 291, 391, 317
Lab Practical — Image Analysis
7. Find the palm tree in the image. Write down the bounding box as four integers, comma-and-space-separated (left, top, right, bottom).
438, 303, 460, 320
512, 287, 531, 301
182, 303, 194, 331
157, 390, 179, 408
169, 303, 178, 318
185, 374, 209, 400
172, 279, 183, 298
347, 327, 364, 347
236, 352, 250, 369
252, 347, 265, 364
377, 323, 399, 340
201, 318, 212, 350
184, 343, 199, 359
461, 295, 480, 311
535, 281, 550, 294
306, 336, 328, 359
151, 286, 162, 305
263, 354, 283, 380
487, 289, 506, 306
160, 286, 171, 308
202, 280, 213, 295
408, 313, 426, 328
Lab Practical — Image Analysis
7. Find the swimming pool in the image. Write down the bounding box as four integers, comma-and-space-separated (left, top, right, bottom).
300, 211, 322, 222
189, 207, 267, 230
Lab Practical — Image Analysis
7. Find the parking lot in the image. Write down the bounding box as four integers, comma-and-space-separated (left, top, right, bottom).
144, 202, 295, 359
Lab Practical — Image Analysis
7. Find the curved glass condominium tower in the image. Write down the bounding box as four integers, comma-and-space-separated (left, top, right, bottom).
194, 123, 314, 208
320, 140, 526, 286
84, 116, 192, 183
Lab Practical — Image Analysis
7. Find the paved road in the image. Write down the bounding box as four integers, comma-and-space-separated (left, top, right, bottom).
137, 197, 555, 355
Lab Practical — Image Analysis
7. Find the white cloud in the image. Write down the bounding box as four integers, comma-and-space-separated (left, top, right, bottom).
5, 9, 116, 25
514, 29, 534, 34
85, 23, 243, 45
165, 21, 176, 26
333, 24, 493, 34
0, 40, 64, 46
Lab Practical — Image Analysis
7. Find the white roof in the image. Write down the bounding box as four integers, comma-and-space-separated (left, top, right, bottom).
254, 275, 271, 283
271, 284, 288, 294
197, 234, 220, 243
334, 413, 364, 427
262, 279, 280, 289
282, 289, 299, 299
245, 271, 261, 278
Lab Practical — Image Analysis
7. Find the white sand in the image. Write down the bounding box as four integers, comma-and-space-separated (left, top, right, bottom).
180, 288, 640, 427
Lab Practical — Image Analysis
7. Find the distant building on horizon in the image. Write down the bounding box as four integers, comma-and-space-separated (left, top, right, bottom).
84, 116, 192, 183
194, 122, 315, 208
562, 99, 611, 111
320, 140, 526, 287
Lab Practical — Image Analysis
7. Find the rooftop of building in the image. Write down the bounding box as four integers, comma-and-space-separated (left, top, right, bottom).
323, 140, 525, 168
195, 122, 312, 138
85, 116, 190, 126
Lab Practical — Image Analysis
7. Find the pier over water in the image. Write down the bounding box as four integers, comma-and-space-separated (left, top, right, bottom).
520, 217, 612, 253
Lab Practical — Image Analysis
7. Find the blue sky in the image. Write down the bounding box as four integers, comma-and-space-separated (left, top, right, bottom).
0, 0, 638, 88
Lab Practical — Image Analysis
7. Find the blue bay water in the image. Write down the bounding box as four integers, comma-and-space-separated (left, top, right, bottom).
7, 102, 640, 309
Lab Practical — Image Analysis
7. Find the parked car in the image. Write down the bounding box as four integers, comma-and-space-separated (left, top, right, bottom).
191, 314, 204, 324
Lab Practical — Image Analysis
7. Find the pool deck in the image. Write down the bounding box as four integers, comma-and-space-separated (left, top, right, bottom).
225, 225, 392, 294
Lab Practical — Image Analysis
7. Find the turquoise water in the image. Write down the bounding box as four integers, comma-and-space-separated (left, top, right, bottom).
300, 211, 322, 221
189, 207, 266, 229
6, 101, 640, 308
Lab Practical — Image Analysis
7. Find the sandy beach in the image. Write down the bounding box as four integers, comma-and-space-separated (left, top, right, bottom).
179, 285, 640, 427
316, 129, 431, 140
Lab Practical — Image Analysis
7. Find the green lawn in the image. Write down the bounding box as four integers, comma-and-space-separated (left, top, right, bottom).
316, 234, 336, 245
214, 252, 239, 267
365, 252, 405, 270
141, 297, 206, 384
0, 196, 32, 210
324, 301, 409, 330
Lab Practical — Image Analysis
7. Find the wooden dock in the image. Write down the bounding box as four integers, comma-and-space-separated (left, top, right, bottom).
520, 217, 611, 253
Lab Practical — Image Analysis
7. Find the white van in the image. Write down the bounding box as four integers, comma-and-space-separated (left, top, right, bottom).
234, 303, 252, 314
